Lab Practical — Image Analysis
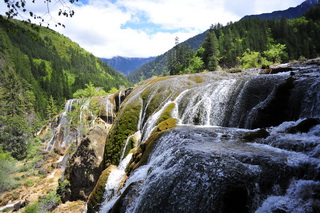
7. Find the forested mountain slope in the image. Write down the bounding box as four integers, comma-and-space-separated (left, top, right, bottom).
127, 31, 206, 83
0, 18, 131, 118
0, 18, 131, 160
128, 2, 320, 83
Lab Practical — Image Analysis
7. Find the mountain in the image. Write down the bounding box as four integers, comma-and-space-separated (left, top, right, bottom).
241, 0, 319, 20
127, 31, 207, 83
0, 18, 131, 118
101, 56, 156, 75
0, 18, 131, 160
128, 1, 320, 83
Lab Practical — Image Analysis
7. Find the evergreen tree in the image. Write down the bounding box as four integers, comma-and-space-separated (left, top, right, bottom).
167, 37, 194, 75
201, 26, 219, 71
46, 96, 58, 120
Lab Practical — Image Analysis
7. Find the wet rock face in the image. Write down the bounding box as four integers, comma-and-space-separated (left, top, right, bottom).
108, 126, 320, 213
286, 118, 320, 134
61, 126, 108, 201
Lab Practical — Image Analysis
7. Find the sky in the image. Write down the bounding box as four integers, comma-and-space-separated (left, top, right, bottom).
1, 0, 305, 58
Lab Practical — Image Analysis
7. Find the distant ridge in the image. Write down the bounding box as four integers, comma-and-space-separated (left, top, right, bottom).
127, 0, 320, 83
101, 56, 156, 75
241, 0, 319, 20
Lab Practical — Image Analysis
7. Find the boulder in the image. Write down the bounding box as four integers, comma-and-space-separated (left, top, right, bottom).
260, 67, 293, 74
286, 118, 320, 134
242, 128, 270, 141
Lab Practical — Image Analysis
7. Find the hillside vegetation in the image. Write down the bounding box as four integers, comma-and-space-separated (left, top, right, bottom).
128, 4, 320, 83
0, 18, 131, 161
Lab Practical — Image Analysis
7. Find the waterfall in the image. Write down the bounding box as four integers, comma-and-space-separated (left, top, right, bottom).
141, 97, 173, 141
99, 153, 133, 213
46, 99, 78, 151
97, 61, 320, 212
138, 85, 161, 131
120, 133, 136, 161
61, 99, 77, 147
176, 79, 238, 126
105, 94, 114, 124
118, 89, 123, 111
46, 96, 101, 151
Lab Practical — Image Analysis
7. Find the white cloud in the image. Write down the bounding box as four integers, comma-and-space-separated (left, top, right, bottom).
0, 0, 306, 58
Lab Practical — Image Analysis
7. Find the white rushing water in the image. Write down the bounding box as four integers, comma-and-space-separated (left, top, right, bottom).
97, 63, 320, 212
105, 94, 114, 124
99, 153, 133, 213
46, 99, 78, 151
256, 179, 320, 213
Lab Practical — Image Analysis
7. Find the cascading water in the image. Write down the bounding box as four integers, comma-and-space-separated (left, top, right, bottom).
46, 95, 107, 152
99, 153, 133, 213
98, 60, 320, 213
46, 99, 78, 151
105, 95, 114, 124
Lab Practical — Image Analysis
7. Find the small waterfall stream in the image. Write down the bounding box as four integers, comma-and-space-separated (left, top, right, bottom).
105, 95, 114, 124
46, 99, 78, 151
97, 61, 320, 213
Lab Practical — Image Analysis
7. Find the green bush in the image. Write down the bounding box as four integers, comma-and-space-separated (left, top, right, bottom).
23, 190, 61, 213
23, 203, 39, 213
0, 146, 18, 192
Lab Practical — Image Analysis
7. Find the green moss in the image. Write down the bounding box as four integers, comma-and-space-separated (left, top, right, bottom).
227, 68, 242, 73
23, 203, 39, 213
104, 100, 142, 168
188, 75, 204, 83
156, 103, 176, 125
155, 118, 177, 132
87, 166, 116, 213
126, 132, 163, 175
141, 87, 174, 125
127, 118, 177, 175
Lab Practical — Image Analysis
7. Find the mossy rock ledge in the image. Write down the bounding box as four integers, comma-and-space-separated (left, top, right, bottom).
104, 100, 142, 168
127, 118, 177, 175
87, 165, 117, 213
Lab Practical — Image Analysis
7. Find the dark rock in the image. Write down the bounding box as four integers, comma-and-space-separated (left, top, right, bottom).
242, 128, 270, 141
54, 148, 64, 155
38, 169, 48, 175
114, 87, 133, 112
37, 151, 49, 155
12, 200, 29, 211
13, 201, 21, 211
260, 67, 293, 74
286, 118, 320, 134
35, 161, 44, 168
306, 57, 320, 65
249, 77, 295, 129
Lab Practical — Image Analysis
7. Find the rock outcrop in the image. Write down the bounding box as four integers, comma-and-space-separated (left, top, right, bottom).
59, 125, 108, 201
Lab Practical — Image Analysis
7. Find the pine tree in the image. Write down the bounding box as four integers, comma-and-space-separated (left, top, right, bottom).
46, 96, 58, 120
201, 26, 219, 71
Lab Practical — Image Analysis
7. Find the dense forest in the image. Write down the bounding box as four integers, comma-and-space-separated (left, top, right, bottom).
128, 4, 320, 83
0, 18, 131, 160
